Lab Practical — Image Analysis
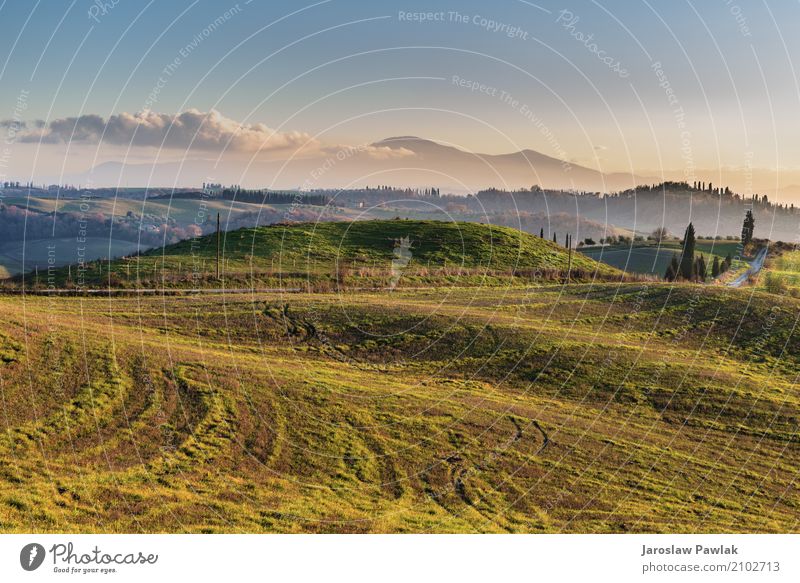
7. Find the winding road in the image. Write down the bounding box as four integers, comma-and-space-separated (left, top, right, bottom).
727, 247, 768, 288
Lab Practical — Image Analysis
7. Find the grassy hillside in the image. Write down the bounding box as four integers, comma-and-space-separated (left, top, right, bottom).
0, 282, 797, 532
31, 220, 622, 289
758, 249, 800, 295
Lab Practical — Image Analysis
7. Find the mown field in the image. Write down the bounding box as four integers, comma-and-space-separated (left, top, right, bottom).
0, 281, 797, 533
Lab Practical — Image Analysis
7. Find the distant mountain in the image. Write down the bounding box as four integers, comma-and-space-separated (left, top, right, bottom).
69, 137, 654, 193
370, 136, 653, 192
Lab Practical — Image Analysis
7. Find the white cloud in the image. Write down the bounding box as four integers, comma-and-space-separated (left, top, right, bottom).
18, 109, 315, 153
362, 145, 416, 160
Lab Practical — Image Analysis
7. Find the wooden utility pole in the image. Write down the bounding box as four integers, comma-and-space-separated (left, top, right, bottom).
216, 212, 221, 280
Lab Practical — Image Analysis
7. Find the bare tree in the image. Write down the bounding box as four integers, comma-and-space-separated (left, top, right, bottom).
651, 227, 669, 242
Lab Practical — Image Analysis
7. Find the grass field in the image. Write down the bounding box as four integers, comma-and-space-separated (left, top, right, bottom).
0, 280, 797, 533
0, 222, 795, 533
579, 246, 676, 275
0, 237, 143, 276
580, 239, 742, 276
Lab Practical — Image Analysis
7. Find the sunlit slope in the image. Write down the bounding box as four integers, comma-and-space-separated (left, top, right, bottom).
0, 283, 796, 533
37, 220, 622, 288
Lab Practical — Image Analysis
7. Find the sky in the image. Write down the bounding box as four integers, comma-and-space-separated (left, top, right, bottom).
1, 0, 799, 192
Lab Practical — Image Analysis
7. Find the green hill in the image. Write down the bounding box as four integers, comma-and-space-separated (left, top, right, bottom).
35, 220, 622, 289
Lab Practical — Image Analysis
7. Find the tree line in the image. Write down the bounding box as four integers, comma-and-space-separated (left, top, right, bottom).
218, 188, 329, 206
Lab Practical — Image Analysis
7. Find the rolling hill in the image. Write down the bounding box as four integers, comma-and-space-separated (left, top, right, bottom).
32, 220, 623, 289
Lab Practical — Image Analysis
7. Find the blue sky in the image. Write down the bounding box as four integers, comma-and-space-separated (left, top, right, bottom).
1, 0, 798, 179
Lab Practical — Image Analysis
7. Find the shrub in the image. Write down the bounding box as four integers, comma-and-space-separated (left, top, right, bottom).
764, 272, 788, 294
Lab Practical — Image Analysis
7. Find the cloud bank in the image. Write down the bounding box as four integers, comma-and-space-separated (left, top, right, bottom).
12, 109, 313, 152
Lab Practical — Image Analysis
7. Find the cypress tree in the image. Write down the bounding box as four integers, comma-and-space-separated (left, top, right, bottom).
711, 255, 720, 277
741, 210, 755, 246
679, 223, 696, 280
722, 252, 732, 273
696, 254, 707, 280
665, 253, 679, 281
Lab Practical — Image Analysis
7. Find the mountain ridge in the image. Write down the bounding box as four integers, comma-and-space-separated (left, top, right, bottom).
68, 137, 654, 193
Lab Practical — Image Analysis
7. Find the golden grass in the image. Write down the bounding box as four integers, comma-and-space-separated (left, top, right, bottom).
0, 283, 797, 533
